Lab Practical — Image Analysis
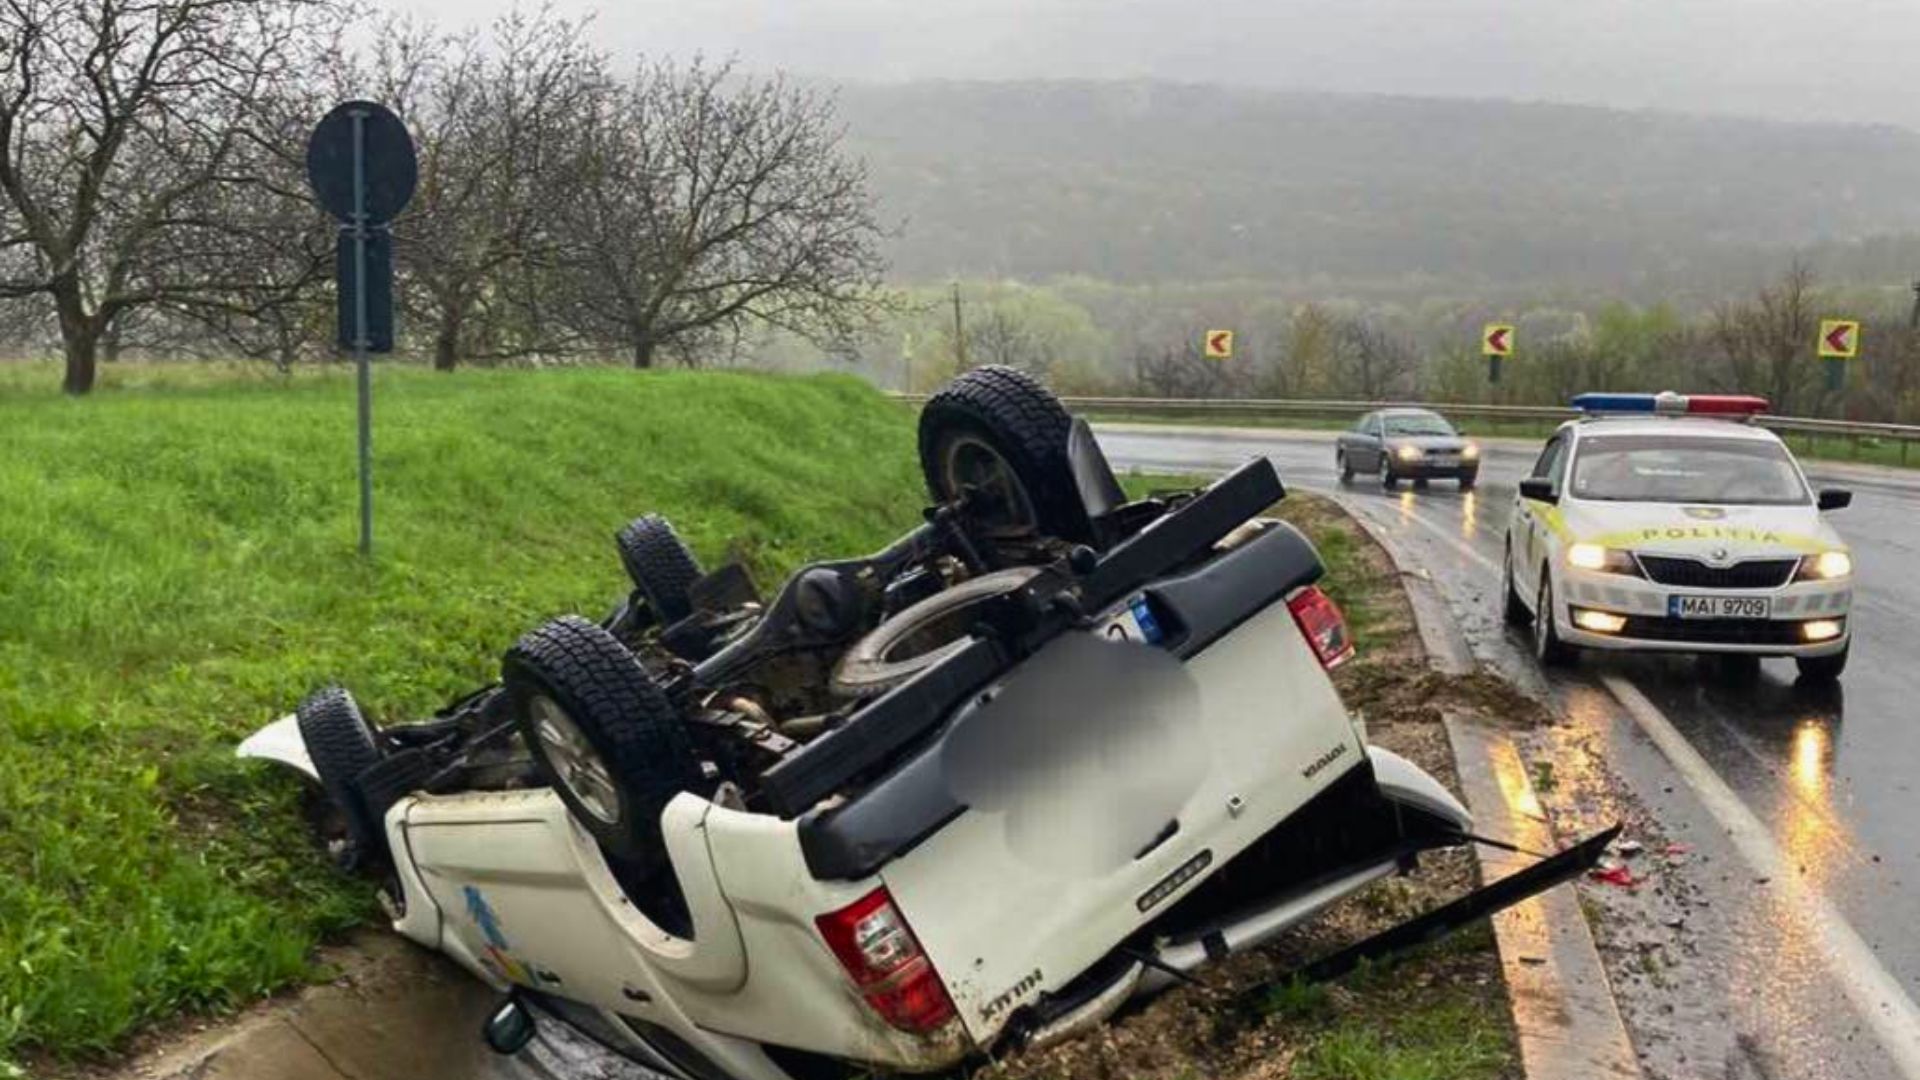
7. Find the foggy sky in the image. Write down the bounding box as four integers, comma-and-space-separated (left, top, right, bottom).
380, 0, 1920, 131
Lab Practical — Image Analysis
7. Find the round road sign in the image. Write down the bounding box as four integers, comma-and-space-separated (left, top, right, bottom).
305, 100, 417, 224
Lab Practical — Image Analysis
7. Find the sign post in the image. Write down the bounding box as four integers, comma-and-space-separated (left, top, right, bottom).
1482, 323, 1514, 384
1203, 329, 1234, 361
306, 101, 417, 557
1817, 318, 1859, 395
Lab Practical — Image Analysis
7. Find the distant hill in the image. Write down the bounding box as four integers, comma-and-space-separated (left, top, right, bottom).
832, 79, 1920, 294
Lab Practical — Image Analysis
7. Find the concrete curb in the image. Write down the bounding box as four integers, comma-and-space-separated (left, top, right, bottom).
1341, 498, 1643, 1080
106, 934, 499, 1080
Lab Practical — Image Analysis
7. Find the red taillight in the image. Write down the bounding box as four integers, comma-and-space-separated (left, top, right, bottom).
1287, 585, 1355, 669
814, 887, 957, 1033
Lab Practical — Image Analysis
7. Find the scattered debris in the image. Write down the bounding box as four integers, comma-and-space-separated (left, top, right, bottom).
1590, 864, 1639, 888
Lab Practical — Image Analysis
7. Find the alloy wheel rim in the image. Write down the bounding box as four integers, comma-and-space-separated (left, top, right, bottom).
529, 694, 621, 825
945, 434, 1038, 536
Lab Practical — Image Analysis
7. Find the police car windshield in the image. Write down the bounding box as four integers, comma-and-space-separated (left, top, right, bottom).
1570, 435, 1809, 505
1383, 413, 1454, 437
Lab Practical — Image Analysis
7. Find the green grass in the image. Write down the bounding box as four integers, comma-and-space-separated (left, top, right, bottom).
1294, 1002, 1510, 1080
0, 365, 923, 1063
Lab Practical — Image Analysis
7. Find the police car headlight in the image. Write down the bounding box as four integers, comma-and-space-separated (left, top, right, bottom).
1396, 445, 1422, 461
1567, 543, 1639, 575
1795, 551, 1852, 581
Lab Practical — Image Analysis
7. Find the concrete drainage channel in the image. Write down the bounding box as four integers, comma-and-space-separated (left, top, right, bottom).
114, 934, 659, 1080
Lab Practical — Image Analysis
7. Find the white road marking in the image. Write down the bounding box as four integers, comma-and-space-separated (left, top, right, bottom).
1602, 675, 1920, 1078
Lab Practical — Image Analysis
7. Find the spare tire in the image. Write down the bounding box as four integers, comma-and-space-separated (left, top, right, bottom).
616, 514, 703, 625
295, 686, 387, 869
833, 567, 1042, 698
503, 616, 704, 869
919, 366, 1092, 544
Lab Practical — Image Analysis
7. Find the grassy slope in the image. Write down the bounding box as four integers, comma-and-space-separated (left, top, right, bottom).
0, 366, 923, 1062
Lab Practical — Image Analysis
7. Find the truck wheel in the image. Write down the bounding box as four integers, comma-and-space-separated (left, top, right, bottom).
295, 686, 387, 870
1796, 645, 1848, 683
616, 514, 703, 625
833, 567, 1042, 697
503, 616, 704, 869
919, 366, 1092, 544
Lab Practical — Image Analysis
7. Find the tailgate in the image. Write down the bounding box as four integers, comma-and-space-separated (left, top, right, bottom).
878, 600, 1363, 1044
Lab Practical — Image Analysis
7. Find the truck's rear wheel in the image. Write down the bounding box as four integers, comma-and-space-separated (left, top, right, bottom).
833, 567, 1042, 697
616, 514, 703, 625
295, 686, 387, 870
503, 616, 704, 869
919, 366, 1092, 544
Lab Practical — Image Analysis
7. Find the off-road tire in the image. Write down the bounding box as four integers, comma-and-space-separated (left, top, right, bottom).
1796, 645, 1848, 683
503, 616, 703, 869
356, 747, 442, 827
295, 686, 387, 869
616, 515, 703, 625
833, 567, 1043, 697
919, 366, 1092, 544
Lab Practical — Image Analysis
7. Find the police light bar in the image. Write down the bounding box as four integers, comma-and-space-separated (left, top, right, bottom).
1571, 392, 1769, 417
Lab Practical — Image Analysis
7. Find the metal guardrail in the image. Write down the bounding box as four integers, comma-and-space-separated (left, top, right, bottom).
892, 393, 1920, 462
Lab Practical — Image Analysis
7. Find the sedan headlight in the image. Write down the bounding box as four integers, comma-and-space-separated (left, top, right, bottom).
1462, 443, 1481, 459
1396, 445, 1423, 461
1566, 543, 1640, 575
1795, 550, 1852, 581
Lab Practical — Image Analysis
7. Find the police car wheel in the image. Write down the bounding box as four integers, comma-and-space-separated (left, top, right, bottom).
1534, 575, 1575, 666
1502, 548, 1532, 629
1796, 645, 1848, 683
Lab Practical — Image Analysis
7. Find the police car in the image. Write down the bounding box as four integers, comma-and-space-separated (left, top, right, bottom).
1502, 392, 1854, 681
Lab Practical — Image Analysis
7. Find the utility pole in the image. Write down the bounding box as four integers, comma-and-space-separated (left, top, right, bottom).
950, 282, 969, 371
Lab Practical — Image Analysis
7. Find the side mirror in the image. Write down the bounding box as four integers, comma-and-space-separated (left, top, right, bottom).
1518, 477, 1558, 505
1817, 488, 1852, 511
482, 995, 537, 1056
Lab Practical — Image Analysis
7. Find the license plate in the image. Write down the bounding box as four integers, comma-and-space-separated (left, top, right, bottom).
1428, 455, 1457, 466
1669, 595, 1770, 619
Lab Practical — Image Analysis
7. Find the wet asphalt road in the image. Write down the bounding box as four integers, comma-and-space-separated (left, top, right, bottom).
1098, 422, 1920, 1080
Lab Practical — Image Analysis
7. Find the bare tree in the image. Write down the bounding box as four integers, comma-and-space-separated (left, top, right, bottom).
0, 0, 339, 392
362, 10, 604, 370
970, 304, 1051, 374
1330, 315, 1417, 399
547, 59, 889, 368
1709, 262, 1822, 415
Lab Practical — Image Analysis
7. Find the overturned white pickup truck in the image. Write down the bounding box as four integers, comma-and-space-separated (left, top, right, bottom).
242, 368, 1611, 1080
